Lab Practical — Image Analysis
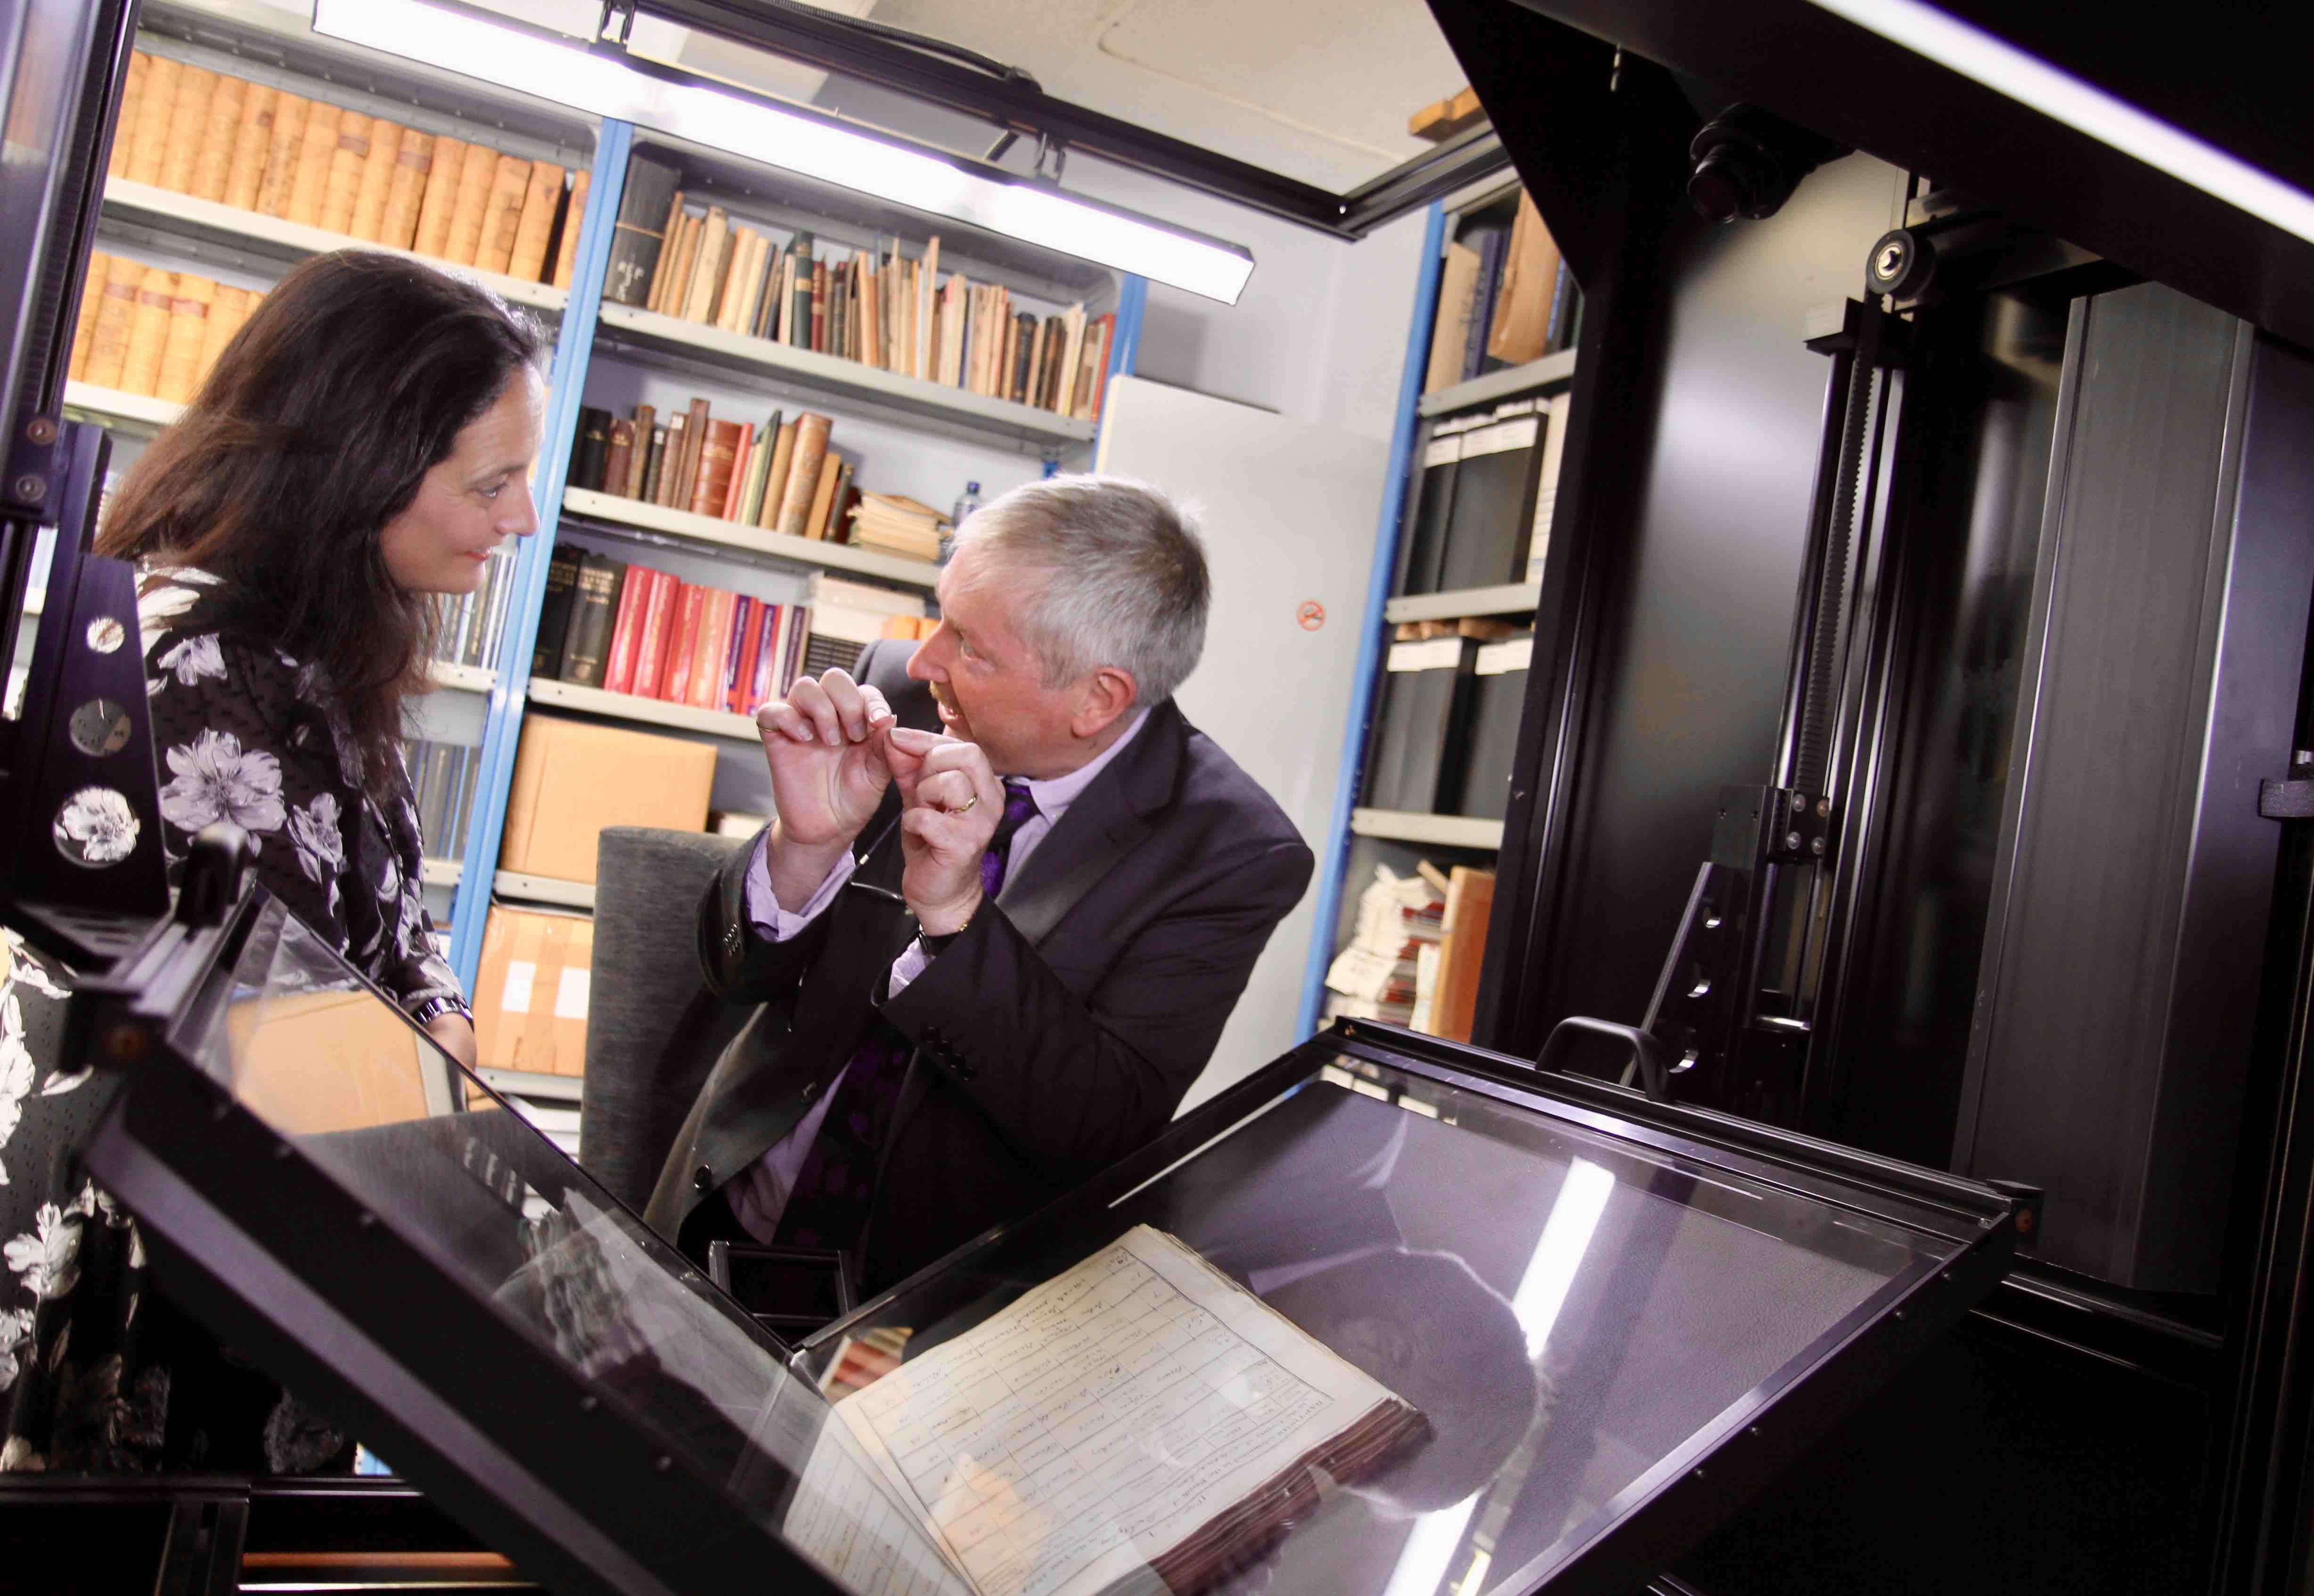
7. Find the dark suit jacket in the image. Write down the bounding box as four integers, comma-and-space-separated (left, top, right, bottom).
645, 640, 1315, 1294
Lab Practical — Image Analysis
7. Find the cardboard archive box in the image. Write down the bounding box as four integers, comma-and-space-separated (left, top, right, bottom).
473, 905, 594, 1079
498, 715, 717, 882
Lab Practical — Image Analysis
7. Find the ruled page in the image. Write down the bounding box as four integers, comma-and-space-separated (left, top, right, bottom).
831, 1226, 1398, 1596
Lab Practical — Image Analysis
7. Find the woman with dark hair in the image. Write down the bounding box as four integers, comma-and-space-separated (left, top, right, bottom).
98, 250, 548, 1067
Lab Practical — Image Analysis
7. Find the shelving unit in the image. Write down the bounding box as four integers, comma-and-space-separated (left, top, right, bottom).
70, 3, 1146, 1006
1415, 347, 1578, 418
561, 489, 941, 588
1350, 809, 1506, 850
476, 1067, 581, 1105
1383, 582, 1542, 624
1299, 186, 1582, 1036
594, 303, 1094, 451
493, 871, 595, 910
527, 676, 758, 742
101, 179, 569, 315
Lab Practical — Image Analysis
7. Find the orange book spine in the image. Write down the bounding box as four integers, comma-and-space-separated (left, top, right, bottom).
155, 272, 215, 404
412, 134, 466, 258
107, 52, 147, 179
82, 254, 142, 389
157, 65, 216, 193
189, 71, 244, 201
380, 129, 433, 250
688, 419, 744, 519
551, 169, 589, 289
660, 584, 706, 702
222, 81, 276, 210
254, 91, 308, 218
122, 267, 176, 398
687, 589, 734, 708
602, 568, 654, 696
68, 252, 108, 383
774, 413, 831, 537
443, 140, 499, 266
475, 153, 531, 275
197, 285, 250, 387
508, 161, 564, 282
125, 53, 180, 186
803, 450, 841, 542
319, 110, 370, 235
285, 100, 340, 227
349, 119, 402, 241
720, 424, 754, 521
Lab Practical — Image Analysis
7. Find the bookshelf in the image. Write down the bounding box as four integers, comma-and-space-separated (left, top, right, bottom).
593, 303, 1096, 451
61, 5, 1149, 1106
526, 676, 758, 742
1383, 582, 1542, 624
1350, 809, 1507, 850
493, 871, 595, 910
101, 179, 570, 315
561, 488, 942, 588
1298, 183, 1582, 1037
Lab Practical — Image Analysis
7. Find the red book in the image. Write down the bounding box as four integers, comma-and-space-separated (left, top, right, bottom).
1089, 311, 1118, 424
750, 602, 783, 706
811, 260, 828, 351
687, 587, 734, 708
602, 564, 653, 694
631, 574, 679, 698
727, 595, 761, 713
660, 582, 706, 702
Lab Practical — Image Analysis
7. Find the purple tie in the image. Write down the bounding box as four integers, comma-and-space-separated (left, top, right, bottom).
773, 780, 1038, 1253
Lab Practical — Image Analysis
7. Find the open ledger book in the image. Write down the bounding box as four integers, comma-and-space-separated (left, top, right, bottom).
785, 1226, 1428, 1596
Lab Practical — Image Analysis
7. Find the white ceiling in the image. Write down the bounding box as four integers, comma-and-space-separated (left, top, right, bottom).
845, 0, 1473, 190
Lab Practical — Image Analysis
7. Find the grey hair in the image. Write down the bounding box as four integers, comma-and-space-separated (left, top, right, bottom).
951, 474, 1209, 704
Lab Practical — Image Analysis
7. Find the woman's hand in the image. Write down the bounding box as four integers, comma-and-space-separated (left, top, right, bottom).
424, 1011, 477, 1071
755, 669, 896, 908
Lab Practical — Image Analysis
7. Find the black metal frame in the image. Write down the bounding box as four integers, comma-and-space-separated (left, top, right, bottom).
622, 0, 1505, 239
66, 857, 2020, 1596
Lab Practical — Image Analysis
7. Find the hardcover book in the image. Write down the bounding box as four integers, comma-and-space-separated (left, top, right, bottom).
558, 554, 626, 689
551, 169, 590, 290
531, 546, 581, 679
285, 100, 340, 228
690, 418, 744, 519
109, 52, 146, 180
154, 275, 213, 405
508, 161, 565, 283
124, 53, 179, 186
443, 140, 500, 267
319, 110, 373, 236
475, 152, 532, 275
775, 413, 832, 537
121, 267, 175, 398
254, 91, 310, 218
349, 119, 404, 243
157, 65, 216, 194
189, 70, 243, 202
222, 81, 276, 211
382, 129, 434, 251
569, 407, 613, 494
601, 151, 680, 305
412, 133, 466, 257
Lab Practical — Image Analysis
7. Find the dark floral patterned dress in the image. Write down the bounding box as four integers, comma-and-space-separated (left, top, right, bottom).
139, 566, 464, 1019
0, 567, 468, 1474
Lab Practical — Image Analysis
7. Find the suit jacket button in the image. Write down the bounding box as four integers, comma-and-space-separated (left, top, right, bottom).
694, 1164, 714, 1191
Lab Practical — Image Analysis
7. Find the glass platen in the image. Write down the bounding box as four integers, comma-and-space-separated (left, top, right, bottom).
82, 881, 2011, 1596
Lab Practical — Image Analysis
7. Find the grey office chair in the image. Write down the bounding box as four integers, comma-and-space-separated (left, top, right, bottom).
581, 826, 751, 1216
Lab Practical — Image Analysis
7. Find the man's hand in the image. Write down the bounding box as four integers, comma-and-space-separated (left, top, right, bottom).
885, 725, 1002, 935
756, 669, 896, 909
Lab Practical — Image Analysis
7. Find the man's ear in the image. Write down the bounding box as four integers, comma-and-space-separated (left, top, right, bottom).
1072, 667, 1138, 739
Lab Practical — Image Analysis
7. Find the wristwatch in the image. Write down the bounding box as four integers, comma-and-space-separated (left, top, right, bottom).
916, 926, 965, 960
410, 995, 470, 1028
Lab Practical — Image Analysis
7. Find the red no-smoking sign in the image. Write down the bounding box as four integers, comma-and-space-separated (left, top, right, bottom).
1296, 601, 1325, 631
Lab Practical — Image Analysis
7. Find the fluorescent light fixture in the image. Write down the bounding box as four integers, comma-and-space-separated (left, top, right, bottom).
1806, 0, 2314, 247
311, 0, 1256, 302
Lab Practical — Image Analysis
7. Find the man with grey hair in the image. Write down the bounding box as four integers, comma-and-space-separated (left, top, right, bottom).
649, 475, 1314, 1295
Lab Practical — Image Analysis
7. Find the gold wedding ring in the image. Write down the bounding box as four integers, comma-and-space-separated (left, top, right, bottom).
946, 794, 978, 815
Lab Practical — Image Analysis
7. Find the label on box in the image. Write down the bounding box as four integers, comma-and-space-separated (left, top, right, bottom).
1422, 433, 1465, 467
500, 960, 536, 1015
1461, 414, 1540, 457
1389, 637, 1465, 672
1478, 637, 1534, 676
555, 967, 591, 1021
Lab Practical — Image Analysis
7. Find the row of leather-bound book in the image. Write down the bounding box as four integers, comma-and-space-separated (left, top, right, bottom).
67, 251, 259, 403
569, 399, 858, 546
108, 49, 586, 287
